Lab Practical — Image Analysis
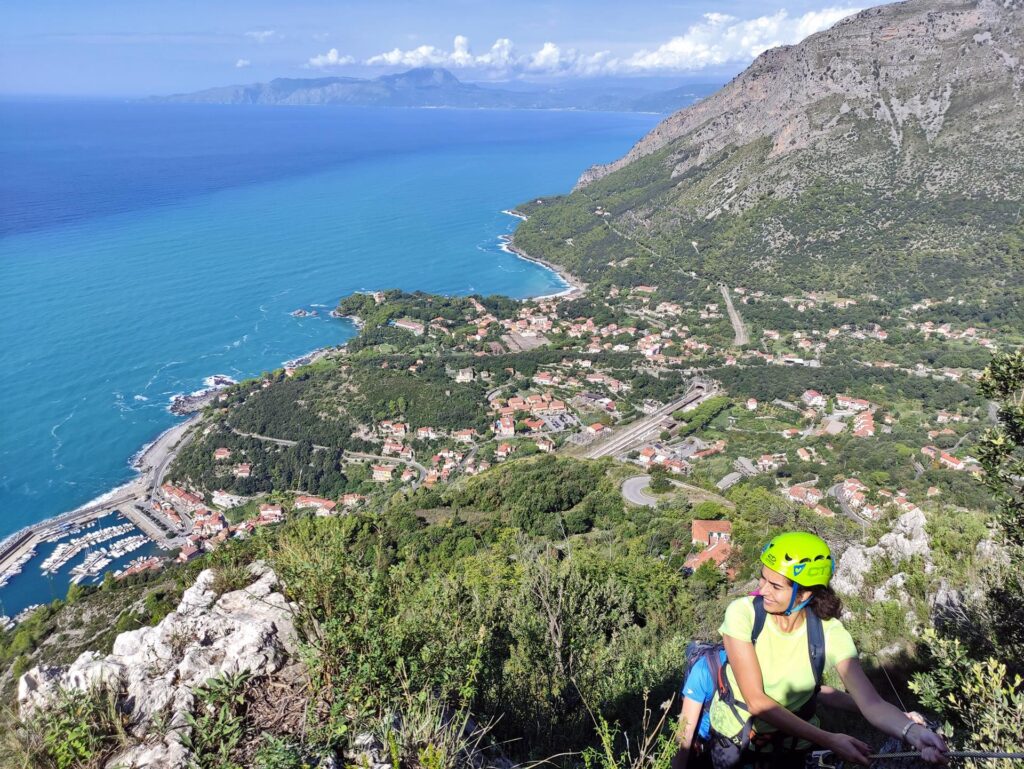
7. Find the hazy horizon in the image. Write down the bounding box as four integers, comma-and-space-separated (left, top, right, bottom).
1, 0, 868, 97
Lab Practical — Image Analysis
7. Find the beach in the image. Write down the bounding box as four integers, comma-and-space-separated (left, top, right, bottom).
497, 211, 586, 300
0, 413, 200, 601
500, 237, 587, 301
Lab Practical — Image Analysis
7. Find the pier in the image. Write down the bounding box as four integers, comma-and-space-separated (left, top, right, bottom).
0, 414, 200, 585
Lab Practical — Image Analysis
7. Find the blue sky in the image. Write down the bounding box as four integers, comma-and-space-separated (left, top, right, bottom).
1, 0, 867, 96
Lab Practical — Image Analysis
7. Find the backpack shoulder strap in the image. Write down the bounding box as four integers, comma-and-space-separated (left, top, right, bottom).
751, 596, 768, 643
805, 607, 826, 689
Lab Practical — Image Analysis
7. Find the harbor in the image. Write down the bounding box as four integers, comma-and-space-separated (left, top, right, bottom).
0, 414, 199, 617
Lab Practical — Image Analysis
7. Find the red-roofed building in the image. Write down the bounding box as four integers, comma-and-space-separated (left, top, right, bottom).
939, 452, 965, 471
213, 447, 232, 461
684, 520, 733, 573
496, 443, 516, 461
372, 464, 396, 482
495, 416, 515, 438
837, 394, 872, 411
295, 496, 337, 515
161, 483, 205, 511
786, 485, 823, 506
802, 390, 826, 408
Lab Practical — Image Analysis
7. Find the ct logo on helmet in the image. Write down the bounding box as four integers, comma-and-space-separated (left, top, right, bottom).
763, 551, 777, 565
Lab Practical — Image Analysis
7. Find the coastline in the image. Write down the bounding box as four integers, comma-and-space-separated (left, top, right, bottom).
0, 413, 201, 581
499, 235, 586, 301
499, 209, 586, 301
2, 221, 574, 599
1, 332, 340, 567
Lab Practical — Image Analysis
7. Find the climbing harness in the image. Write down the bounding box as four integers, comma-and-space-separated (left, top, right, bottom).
807, 749, 1024, 767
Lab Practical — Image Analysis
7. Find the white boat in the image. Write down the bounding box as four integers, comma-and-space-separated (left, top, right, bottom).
40, 523, 135, 574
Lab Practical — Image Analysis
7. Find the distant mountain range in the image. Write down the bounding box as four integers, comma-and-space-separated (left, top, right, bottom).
153, 67, 721, 114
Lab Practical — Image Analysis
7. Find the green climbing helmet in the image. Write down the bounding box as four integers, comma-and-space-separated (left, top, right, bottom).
760, 531, 834, 587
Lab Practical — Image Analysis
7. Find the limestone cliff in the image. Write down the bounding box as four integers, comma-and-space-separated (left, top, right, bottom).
577, 0, 1023, 206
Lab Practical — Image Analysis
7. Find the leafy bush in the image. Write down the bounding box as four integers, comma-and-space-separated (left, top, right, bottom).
910, 630, 1024, 768
179, 671, 252, 769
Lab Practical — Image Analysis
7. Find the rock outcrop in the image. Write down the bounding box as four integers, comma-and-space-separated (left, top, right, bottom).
18, 563, 299, 769
833, 507, 932, 597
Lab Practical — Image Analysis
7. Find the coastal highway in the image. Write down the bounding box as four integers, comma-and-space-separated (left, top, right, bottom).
719, 284, 750, 346
583, 381, 717, 459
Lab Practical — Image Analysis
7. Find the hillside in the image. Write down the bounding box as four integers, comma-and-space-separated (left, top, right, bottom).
5, 2, 1024, 765
512, 0, 1024, 301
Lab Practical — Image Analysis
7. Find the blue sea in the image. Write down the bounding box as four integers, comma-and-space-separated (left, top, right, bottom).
0, 100, 660, 613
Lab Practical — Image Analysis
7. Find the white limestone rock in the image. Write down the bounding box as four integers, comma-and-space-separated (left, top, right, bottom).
833, 508, 932, 596
17, 562, 299, 769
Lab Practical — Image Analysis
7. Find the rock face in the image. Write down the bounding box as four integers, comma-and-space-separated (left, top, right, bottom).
578, 0, 1023, 201
18, 563, 299, 769
833, 507, 932, 597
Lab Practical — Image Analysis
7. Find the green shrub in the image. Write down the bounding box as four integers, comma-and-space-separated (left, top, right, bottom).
2, 687, 127, 769
178, 671, 251, 769
910, 630, 1024, 768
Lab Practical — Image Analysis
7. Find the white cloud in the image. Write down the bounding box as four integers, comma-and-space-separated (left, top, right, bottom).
307, 48, 356, 68
622, 7, 860, 72
235, 58, 251, 68
318, 8, 860, 78
245, 30, 276, 43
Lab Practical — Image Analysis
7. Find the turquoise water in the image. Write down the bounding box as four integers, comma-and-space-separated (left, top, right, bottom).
0, 103, 659, 611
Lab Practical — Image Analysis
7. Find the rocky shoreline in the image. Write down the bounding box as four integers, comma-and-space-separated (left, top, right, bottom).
499, 235, 586, 300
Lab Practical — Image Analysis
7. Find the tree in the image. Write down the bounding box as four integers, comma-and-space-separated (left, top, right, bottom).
649, 467, 672, 494
976, 348, 1024, 665
908, 349, 1024, 760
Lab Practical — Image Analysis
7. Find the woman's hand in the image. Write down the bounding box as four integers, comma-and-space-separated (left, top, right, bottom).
825, 733, 873, 767
907, 724, 949, 765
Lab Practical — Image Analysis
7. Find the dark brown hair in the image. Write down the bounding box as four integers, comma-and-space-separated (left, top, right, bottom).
807, 585, 843, 620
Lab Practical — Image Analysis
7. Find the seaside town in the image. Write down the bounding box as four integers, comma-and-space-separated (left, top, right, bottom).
2, 255, 1007, 633
4, 0, 1024, 763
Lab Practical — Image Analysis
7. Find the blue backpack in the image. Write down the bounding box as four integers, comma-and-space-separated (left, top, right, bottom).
685, 597, 826, 750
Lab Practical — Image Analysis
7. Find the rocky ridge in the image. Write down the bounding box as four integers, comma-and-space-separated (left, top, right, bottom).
512, 0, 1024, 295
577, 0, 1023, 207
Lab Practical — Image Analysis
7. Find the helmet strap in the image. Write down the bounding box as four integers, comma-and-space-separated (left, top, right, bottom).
783, 583, 811, 616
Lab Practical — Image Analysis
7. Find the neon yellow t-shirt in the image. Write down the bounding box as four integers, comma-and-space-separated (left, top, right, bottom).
708, 596, 858, 739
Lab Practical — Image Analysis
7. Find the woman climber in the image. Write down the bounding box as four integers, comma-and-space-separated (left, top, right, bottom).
702, 531, 948, 768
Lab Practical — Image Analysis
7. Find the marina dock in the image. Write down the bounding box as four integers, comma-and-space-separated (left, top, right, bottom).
0, 415, 199, 589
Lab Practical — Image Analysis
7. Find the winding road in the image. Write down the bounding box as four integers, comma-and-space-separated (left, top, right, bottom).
229, 427, 427, 485
621, 474, 736, 509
